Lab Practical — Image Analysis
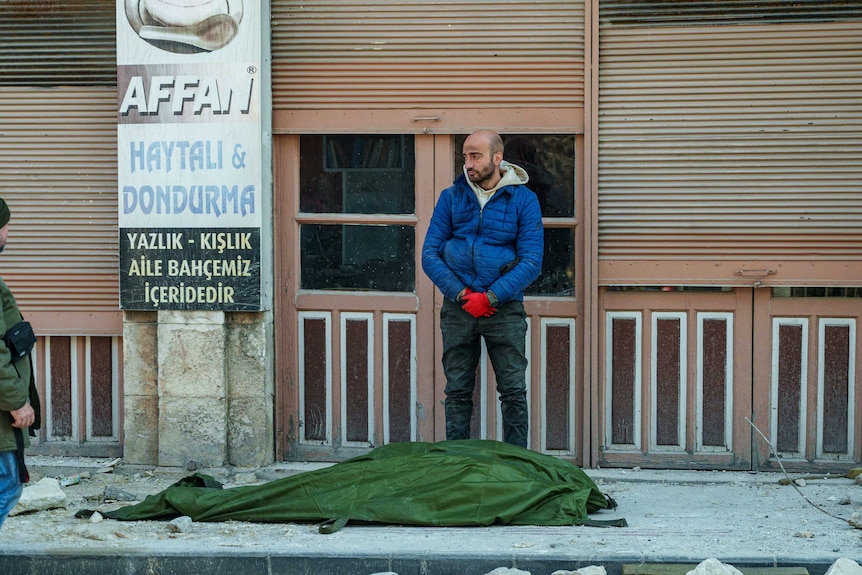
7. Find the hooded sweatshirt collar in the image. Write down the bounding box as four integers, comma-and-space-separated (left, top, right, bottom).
464, 160, 530, 208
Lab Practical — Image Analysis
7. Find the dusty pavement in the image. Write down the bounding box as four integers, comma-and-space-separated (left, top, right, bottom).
1, 455, 861, 575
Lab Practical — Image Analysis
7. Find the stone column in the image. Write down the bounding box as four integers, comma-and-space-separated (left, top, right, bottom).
122, 311, 159, 465
225, 312, 273, 466
157, 310, 228, 468
123, 310, 273, 468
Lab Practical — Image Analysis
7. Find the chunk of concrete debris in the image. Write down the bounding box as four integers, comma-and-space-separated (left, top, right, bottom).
100, 457, 122, 470
553, 566, 607, 575
73, 523, 123, 542
232, 472, 259, 485
826, 558, 862, 575
847, 512, 862, 529
686, 558, 744, 575
90, 511, 104, 523
9, 477, 67, 516
484, 569, 532, 575
167, 515, 194, 533
104, 485, 139, 502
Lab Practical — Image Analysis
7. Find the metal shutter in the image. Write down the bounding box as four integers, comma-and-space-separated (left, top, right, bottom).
271, 0, 585, 131
0, 1, 119, 332
597, 10, 862, 285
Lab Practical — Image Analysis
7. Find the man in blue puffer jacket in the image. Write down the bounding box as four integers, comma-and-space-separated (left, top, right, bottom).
422, 129, 543, 448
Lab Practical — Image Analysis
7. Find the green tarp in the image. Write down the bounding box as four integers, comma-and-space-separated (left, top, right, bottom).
98, 440, 622, 529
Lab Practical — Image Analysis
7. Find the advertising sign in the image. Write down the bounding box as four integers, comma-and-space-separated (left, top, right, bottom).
117, 0, 262, 310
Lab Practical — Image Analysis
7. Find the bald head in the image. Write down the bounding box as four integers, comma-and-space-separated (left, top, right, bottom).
465, 129, 504, 157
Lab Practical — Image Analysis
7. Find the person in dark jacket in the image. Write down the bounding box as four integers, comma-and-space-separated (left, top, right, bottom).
421, 129, 543, 448
0, 197, 34, 528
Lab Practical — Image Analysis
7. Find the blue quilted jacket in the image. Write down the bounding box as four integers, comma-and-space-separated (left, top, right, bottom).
422, 168, 543, 304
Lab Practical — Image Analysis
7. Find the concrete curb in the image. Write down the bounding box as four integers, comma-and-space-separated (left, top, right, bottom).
0, 549, 842, 575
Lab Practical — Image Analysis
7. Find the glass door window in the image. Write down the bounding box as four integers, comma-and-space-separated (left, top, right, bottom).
299, 135, 416, 291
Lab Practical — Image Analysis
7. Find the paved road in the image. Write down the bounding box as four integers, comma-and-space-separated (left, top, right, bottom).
0, 457, 858, 575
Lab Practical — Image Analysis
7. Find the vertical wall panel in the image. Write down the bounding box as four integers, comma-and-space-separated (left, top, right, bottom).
603, 290, 750, 469
698, 315, 732, 450
820, 322, 851, 455
342, 315, 371, 444
653, 315, 684, 448
301, 314, 330, 444
544, 321, 573, 452
385, 316, 413, 443
607, 313, 641, 448
776, 323, 804, 454
48, 336, 73, 438
88, 336, 114, 438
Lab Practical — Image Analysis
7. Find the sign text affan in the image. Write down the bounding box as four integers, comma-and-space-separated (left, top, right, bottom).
119, 75, 254, 116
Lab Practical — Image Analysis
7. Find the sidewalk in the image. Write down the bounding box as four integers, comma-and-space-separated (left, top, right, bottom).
1, 456, 859, 575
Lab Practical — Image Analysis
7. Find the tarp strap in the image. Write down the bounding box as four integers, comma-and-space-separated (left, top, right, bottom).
581, 518, 628, 528
13, 425, 29, 483
319, 517, 349, 534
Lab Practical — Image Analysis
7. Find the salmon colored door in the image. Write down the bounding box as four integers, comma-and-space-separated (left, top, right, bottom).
275, 132, 585, 462
751, 288, 861, 472
275, 133, 436, 460
598, 286, 861, 471
598, 288, 755, 470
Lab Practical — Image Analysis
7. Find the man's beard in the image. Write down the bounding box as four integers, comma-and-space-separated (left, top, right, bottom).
467, 164, 497, 188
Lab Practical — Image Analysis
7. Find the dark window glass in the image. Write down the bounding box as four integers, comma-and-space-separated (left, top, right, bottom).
526, 228, 575, 297
300, 134, 416, 292
300, 224, 415, 291
608, 286, 731, 292
774, 287, 862, 298
300, 135, 415, 215
600, 2, 862, 27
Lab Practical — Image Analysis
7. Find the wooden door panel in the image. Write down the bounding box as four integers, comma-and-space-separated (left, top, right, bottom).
752, 291, 860, 471
598, 288, 753, 470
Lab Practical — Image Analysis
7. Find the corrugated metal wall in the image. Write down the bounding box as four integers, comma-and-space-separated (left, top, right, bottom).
0, 1, 119, 327
597, 9, 862, 283
271, 0, 585, 110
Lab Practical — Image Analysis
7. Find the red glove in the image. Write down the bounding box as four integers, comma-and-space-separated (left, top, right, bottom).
461, 292, 496, 318
457, 287, 474, 302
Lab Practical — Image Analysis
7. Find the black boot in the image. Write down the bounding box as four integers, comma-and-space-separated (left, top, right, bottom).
500, 392, 528, 448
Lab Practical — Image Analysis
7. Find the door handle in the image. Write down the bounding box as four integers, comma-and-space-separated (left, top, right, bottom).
733, 269, 777, 277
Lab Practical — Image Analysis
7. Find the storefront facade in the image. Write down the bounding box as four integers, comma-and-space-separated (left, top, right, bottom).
1, 1, 859, 471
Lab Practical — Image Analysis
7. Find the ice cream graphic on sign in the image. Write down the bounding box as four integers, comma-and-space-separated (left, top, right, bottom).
125, 0, 244, 53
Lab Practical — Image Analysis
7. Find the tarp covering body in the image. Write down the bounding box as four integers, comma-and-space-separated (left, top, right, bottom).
104, 440, 614, 527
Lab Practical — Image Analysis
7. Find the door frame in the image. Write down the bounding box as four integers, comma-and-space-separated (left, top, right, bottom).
274, 133, 438, 460
275, 132, 586, 462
